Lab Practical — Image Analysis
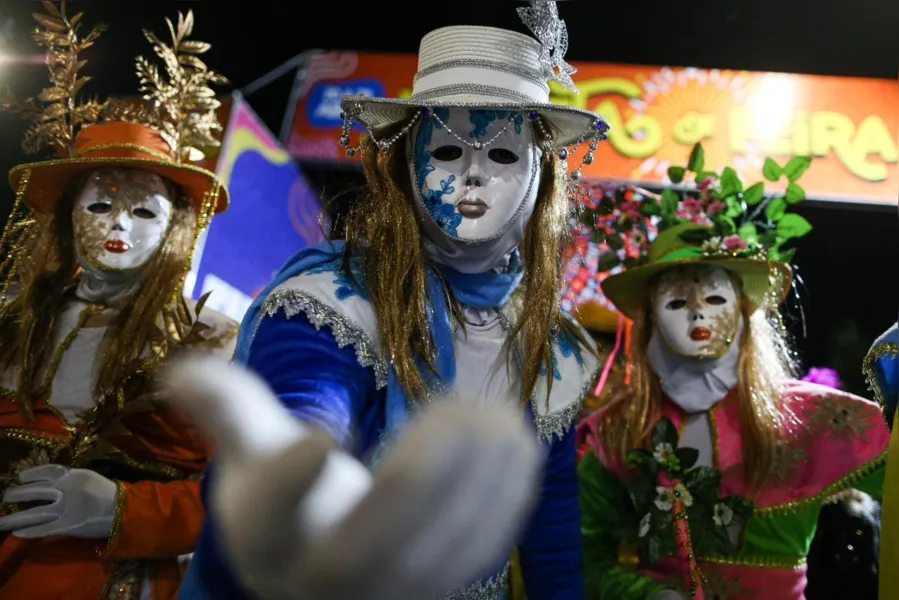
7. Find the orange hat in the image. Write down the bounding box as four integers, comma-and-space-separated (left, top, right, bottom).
9, 121, 229, 215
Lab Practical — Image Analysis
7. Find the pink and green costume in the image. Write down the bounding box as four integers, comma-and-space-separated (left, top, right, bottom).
578, 380, 889, 599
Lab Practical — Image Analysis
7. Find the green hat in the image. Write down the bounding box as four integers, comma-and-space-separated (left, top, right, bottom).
601, 223, 793, 320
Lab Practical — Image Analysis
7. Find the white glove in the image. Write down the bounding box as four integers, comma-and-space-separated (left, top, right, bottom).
166, 357, 542, 600
0, 464, 118, 539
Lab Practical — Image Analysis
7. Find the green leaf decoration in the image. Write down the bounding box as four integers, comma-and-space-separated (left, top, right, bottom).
765, 197, 787, 222
778, 247, 797, 263
714, 216, 737, 236
678, 227, 715, 245
597, 251, 622, 271
776, 213, 813, 239
668, 166, 686, 183
762, 157, 783, 182
785, 182, 806, 204
606, 234, 625, 251
737, 222, 758, 241
687, 143, 706, 172
683, 466, 721, 496
626, 448, 653, 469
651, 417, 679, 450
623, 256, 641, 268
675, 447, 699, 470
743, 182, 765, 205
640, 197, 661, 216
660, 189, 680, 216
783, 156, 812, 182
589, 229, 606, 244
720, 167, 743, 196
724, 195, 744, 218
695, 171, 717, 185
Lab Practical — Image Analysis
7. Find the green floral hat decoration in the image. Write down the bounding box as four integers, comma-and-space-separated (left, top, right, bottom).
600, 143, 813, 320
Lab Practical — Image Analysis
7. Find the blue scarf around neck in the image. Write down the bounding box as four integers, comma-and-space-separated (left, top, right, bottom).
235, 241, 523, 435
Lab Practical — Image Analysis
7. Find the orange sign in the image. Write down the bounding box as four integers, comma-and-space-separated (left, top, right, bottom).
287, 51, 899, 205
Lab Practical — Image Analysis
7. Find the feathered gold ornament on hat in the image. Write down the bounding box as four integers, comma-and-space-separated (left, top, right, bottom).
0, 1, 229, 301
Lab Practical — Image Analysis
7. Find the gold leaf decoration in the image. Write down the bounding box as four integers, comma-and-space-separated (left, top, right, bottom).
0, 1, 108, 157
108, 10, 229, 162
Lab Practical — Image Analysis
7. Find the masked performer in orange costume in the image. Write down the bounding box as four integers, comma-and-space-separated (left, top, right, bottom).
0, 5, 234, 598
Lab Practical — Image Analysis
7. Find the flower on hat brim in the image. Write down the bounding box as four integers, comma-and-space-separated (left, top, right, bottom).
600, 223, 793, 321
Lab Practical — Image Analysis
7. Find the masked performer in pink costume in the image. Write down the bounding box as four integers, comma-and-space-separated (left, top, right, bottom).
179, 2, 609, 599
577, 150, 890, 599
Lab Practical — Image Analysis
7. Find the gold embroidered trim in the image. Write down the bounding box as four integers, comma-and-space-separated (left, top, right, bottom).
76, 142, 172, 162
753, 450, 887, 516
698, 553, 807, 570
862, 342, 897, 409
98, 480, 126, 559
708, 407, 721, 468
0, 428, 67, 449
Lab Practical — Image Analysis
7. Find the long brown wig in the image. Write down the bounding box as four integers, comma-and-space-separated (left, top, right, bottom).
597, 273, 797, 493
331, 121, 591, 406
0, 170, 197, 419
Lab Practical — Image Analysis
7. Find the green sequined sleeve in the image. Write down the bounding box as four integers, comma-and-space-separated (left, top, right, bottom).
579, 451, 670, 600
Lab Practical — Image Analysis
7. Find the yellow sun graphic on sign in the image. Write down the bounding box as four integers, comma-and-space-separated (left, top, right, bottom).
629, 67, 753, 184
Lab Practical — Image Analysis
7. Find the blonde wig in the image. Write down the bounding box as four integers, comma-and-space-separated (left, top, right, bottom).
332, 121, 591, 406
0, 170, 197, 418
597, 272, 797, 493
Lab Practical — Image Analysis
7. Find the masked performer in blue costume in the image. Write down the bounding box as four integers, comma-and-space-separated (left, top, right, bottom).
179, 2, 609, 599
868, 322, 898, 598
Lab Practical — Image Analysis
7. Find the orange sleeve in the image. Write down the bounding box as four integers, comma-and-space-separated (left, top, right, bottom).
100, 478, 204, 561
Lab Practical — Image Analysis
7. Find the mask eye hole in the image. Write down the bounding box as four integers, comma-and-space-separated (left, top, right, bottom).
488, 148, 519, 164
87, 202, 112, 215
133, 208, 156, 219
665, 299, 687, 310
706, 295, 727, 305
431, 145, 463, 161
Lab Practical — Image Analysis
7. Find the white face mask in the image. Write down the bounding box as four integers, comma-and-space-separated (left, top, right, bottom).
409, 108, 541, 244
72, 168, 174, 272
652, 266, 741, 360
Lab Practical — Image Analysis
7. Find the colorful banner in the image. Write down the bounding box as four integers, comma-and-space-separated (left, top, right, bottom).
286, 52, 899, 205
188, 92, 324, 321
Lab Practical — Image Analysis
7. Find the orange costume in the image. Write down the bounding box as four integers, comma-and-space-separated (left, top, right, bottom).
0, 4, 232, 599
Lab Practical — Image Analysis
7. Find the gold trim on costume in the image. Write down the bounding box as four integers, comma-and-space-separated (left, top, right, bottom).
753, 451, 887, 516
77, 142, 172, 162
863, 342, 898, 408
698, 553, 807, 570
98, 480, 126, 558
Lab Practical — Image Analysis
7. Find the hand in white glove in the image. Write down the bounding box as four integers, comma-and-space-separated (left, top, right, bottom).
166, 357, 542, 600
0, 464, 118, 539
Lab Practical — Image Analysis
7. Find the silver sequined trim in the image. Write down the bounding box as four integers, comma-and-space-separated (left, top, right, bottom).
414, 58, 550, 93
437, 562, 510, 600
261, 289, 389, 389
531, 364, 599, 444
411, 84, 538, 105
496, 310, 597, 443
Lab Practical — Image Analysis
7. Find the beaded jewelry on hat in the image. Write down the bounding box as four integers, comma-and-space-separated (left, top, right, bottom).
338, 1, 610, 182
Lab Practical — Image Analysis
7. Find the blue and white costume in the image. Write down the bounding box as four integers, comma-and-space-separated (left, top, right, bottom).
179, 3, 611, 598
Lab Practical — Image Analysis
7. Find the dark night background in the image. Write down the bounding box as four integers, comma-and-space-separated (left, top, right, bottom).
0, 0, 896, 395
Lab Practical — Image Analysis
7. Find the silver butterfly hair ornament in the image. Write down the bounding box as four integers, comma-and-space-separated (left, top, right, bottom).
517, 0, 579, 93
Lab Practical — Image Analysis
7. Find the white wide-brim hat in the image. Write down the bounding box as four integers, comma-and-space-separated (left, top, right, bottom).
340, 25, 609, 150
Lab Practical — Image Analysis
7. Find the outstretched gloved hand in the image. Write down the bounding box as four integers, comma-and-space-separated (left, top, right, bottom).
0, 464, 118, 539
165, 357, 542, 600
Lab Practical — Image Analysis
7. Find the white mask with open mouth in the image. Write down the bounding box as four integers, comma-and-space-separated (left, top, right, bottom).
408, 107, 542, 273
652, 265, 741, 360
73, 168, 174, 273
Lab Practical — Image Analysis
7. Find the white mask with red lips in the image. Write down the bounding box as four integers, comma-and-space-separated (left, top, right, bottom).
72, 168, 174, 305
647, 265, 743, 413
